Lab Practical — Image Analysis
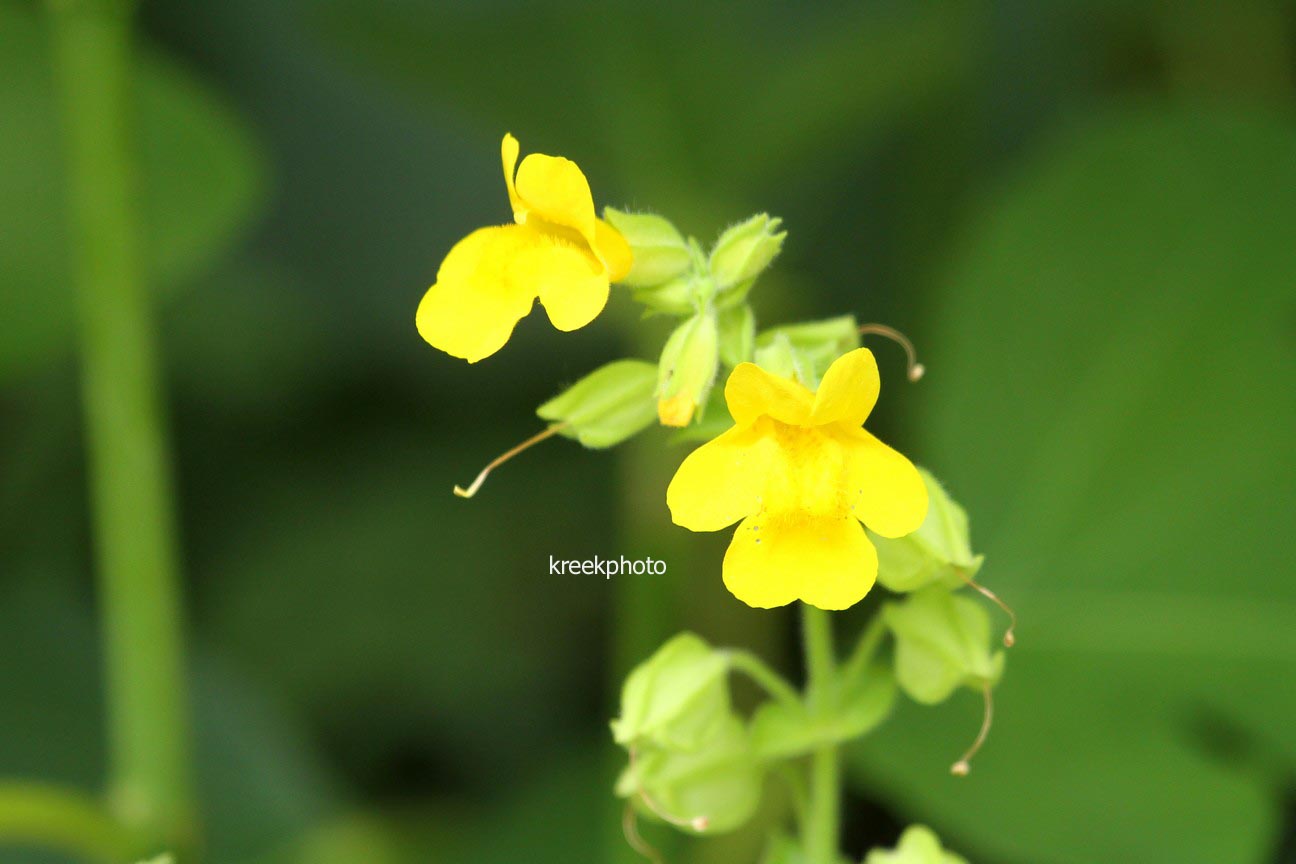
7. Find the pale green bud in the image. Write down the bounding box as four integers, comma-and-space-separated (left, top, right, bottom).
536, 359, 657, 448
864, 826, 969, 864
756, 315, 861, 383
602, 207, 692, 288
657, 312, 720, 427
884, 587, 1004, 706
708, 213, 786, 293
717, 304, 756, 367
872, 468, 983, 593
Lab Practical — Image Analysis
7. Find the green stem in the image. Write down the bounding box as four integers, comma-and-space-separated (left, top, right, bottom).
841, 614, 888, 687
49, 0, 196, 854
801, 605, 839, 864
0, 782, 143, 863
726, 650, 801, 708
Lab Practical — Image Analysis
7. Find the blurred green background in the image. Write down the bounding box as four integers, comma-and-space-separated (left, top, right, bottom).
2, 0, 1295, 862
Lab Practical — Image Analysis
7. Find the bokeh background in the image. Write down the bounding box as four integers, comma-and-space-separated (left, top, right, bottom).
3, 1, 1295, 862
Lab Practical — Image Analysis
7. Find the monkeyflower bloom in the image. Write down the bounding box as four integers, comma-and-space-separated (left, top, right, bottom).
416, 134, 633, 362
667, 349, 927, 610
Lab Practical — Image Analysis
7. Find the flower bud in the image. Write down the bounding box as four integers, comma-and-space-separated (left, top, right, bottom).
536, 359, 658, 448
603, 207, 692, 288
657, 313, 720, 427
708, 213, 785, 293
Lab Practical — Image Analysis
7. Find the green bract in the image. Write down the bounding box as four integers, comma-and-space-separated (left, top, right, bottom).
872, 468, 983, 593
611, 633, 732, 750
753, 332, 808, 386
884, 588, 1004, 705
535, 359, 658, 448
717, 303, 756, 367
603, 207, 692, 288
755, 315, 861, 385
709, 213, 785, 296
863, 826, 969, 864
617, 714, 762, 834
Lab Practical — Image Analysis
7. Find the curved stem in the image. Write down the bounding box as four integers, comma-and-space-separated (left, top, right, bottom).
725, 650, 801, 708
801, 605, 839, 864
841, 614, 889, 686
49, 0, 196, 854
0, 782, 142, 863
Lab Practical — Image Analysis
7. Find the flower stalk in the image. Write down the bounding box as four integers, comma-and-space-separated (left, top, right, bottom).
49, 0, 196, 854
802, 604, 840, 864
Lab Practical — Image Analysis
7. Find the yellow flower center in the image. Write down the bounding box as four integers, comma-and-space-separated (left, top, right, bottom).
752, 417, 852, 528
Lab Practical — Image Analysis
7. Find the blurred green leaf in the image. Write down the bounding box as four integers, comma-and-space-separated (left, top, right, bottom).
0, 3, 263, 382
751, 662, 894, 760
537, 359, 658, 449
852, 105, 1296, 864
863, 825, 967, 864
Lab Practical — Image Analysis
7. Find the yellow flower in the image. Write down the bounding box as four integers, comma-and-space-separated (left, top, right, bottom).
666, 349, 928, 610
416, 134, 633, 362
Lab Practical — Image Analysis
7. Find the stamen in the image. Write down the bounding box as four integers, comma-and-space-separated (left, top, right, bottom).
950, 681, 994, 776
453, 423, 567, 498
958, 569, 1018, 648
859, 323, 925, 381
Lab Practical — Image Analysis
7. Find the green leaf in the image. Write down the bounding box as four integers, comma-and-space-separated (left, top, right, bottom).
872, 468, 982, 593
536, 360, 658, 449
0, 3, 263, 382
863, 826, 968, 864
885, 588, 1003, 705
851, 106, 1296, 864
751, 662, 895, 760
611, 633, 732, 752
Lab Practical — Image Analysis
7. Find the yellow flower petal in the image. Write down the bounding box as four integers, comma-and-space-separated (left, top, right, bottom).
501, 133, 522, 220
514, 151, 598, 247
667, 425, 777, 532
723, 513, 877, 610
839, 427, 929, 537
514, 239, 610, 332
724, 363, 813, 427
415, 224, 538, 363
811, 347, 880, 426
594, 217, 634, 282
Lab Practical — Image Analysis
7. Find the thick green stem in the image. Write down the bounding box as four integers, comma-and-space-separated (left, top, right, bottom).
49, 0, 196, 854
801, 605, 839, 864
